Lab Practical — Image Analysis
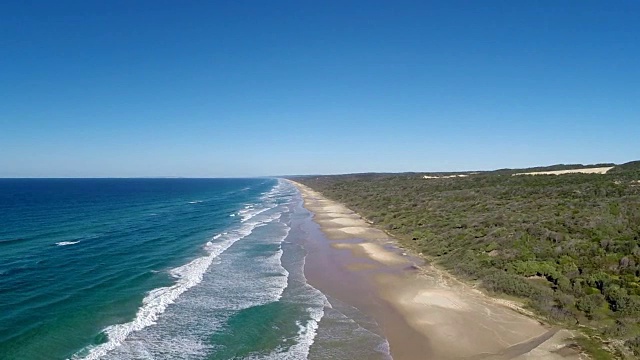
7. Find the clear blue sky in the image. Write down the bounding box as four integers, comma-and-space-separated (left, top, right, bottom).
1, 1, 638, 177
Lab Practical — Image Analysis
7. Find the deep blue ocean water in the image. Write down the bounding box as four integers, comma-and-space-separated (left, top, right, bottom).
0, 178, 390, 360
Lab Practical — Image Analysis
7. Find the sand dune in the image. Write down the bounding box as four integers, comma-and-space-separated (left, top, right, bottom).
423, 174, 469, 179
513, 167, 613, 176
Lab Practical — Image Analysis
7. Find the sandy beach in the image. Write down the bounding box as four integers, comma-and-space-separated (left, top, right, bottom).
290, 180, 585, 360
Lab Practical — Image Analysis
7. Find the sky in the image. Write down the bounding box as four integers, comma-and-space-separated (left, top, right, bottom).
1, 1, 639, 177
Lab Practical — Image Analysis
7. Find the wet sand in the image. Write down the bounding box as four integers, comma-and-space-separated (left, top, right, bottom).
290, 180, 585, 360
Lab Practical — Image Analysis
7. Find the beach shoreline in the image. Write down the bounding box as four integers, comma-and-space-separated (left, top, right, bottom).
289, 180, 584, 360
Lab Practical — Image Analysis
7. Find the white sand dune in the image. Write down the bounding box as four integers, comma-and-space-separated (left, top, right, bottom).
513, 167, 613, 176
423, 174, 469, 179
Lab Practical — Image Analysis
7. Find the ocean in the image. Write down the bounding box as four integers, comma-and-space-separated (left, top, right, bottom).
0, 178, 389, 360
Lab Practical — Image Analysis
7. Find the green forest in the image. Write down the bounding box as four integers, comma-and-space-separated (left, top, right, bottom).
293, 161, 640, 358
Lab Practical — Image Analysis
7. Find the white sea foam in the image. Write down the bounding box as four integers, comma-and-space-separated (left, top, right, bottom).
56, 241, 80, 246
247, 274, 327, 360
188, 200, 203, 204
74, 242, 226, 359
73, 182, 289, 360
237, 182, 287, 222
248, 216, 329, 360
277, 262, 328, 360
240, 207, 273, 222
272, 302, 325, 360
102, 210, 292, 359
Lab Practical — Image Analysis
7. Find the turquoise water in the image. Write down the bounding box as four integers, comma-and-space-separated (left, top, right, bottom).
0, 178, 390, 359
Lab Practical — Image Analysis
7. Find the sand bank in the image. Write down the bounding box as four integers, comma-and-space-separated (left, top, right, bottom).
290, 180, 584, 360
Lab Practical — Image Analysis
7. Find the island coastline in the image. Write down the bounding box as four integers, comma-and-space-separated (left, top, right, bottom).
290, 180, 584, 360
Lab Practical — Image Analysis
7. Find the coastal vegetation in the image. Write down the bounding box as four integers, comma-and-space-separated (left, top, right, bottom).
294, 161, 640, 358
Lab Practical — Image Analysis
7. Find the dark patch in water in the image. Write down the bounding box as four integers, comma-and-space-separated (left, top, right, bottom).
94, 332, 109, 345
209, 301, 305, 359
0, 238, 27, 245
